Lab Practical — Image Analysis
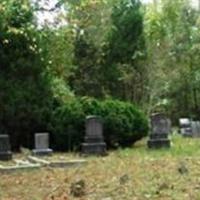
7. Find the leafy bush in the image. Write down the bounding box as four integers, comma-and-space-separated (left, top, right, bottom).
49, 99, 85, 151
100, 99, 148, 147
50, 97, 148, 151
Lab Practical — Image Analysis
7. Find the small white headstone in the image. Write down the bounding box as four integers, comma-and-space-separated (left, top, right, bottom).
179, 118, 192, 137
179, 118, 191, 128
32, 133, 53, 156
35, 133, 49, 149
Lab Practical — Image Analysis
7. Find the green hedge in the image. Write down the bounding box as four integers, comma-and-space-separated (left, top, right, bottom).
50, 97, 148, 151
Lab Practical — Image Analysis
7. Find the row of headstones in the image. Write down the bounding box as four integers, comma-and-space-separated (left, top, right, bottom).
179, 118, 200, 137
0, 116, 107, 161
147, 114, 200, 149
0, 133, 53, 161
1, 113, 171, 159
1, 114, 198, 160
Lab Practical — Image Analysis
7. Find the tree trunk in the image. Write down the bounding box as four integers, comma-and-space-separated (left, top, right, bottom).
193, 87, 198, 113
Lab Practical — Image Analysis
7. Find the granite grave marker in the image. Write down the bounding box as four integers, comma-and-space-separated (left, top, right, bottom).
0, 135, 12, 160
191, 121, 200, 137
147, 113, 171, 148
82, 116, 106, 155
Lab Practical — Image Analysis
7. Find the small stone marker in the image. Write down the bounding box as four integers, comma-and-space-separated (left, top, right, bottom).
32, 133, 53, 156
82, 116, 106, 155
179, 118, 192, 137
0, 135, 12, 160
147, 113, 171, 148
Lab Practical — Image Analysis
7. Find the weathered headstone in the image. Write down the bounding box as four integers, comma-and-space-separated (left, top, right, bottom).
0, 135, 12, 160
179, 118, 192, 137
32, 133, 53, 156
81, 116, 106, 155
147, 113, 171, 148
196, 121, 200, 136
191, 121, 200, 137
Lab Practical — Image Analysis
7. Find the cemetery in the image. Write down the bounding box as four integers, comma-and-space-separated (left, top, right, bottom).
1, 113, 200, 199
1, 133, 200, 199
2, 0, 200, 199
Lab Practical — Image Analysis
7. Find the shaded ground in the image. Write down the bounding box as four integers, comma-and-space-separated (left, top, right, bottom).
1, 134, 200, 200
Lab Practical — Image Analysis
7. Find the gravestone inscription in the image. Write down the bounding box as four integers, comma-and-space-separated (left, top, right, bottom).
147, 113, 171, 148
0, 135, 12, 160
32, 133, 53, 156
82, 116, 107, 155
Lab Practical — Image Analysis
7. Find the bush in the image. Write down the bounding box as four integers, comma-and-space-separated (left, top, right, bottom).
49, 99, 85, 151
100, 99, 148, 147
0, 77, 54, 150
50, 97, 148, 151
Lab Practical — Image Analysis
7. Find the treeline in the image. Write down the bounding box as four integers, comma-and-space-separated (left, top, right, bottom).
68, 0, 200, 121
0, 0, 200, 150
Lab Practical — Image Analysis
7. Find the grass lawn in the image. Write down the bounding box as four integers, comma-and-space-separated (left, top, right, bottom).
1, 133, 200, 200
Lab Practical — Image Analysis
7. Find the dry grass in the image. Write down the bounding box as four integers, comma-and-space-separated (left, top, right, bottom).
1, 134, 200, 200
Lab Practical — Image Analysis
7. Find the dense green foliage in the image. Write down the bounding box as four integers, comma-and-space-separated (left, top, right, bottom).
50, 98, 148, 151
0, 0, 56, 149
69, 0, 146, 101
144, 0, 200, 121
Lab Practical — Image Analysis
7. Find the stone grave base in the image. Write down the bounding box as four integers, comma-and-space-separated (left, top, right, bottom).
32, 148, 53, 156
0, 159, 41, 173
49, 160, 87, 168
81, 142, 106, 155
28, 156, 87, 168
0, 155, 87, 172
0, 151, 12, 161
147, 139, 170, 149
0, 164, 41, 173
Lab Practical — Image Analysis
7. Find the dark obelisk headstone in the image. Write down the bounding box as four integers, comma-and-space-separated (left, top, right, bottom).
147, 113, 171, 148
0, 135, 12, 160
32, 133, 53, 156
179, 118, 192, 137
82, 116, 106, 155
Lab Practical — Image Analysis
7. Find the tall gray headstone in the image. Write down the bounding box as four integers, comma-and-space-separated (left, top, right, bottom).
82, 116, 106, 155
179, 118, 192, 137
32, 133, 53, 156
191, 121, 200, 137
0, 135, 12, 160
147, 113, 171, 148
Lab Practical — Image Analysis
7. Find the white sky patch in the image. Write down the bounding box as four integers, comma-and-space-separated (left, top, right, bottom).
191, 0, 199, 8
141, 0, 200, 7
32, 0, 67, 27
33, 0, 199, 27
142, 0, 199, 8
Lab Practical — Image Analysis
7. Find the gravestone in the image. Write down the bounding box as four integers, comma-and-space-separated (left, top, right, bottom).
147, 113, 171, 148
32, 133, 53, 156
81, 116, 106, 155
0, 135, 12, 160
179, 118, 192, 137
191, 121, 200, 137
